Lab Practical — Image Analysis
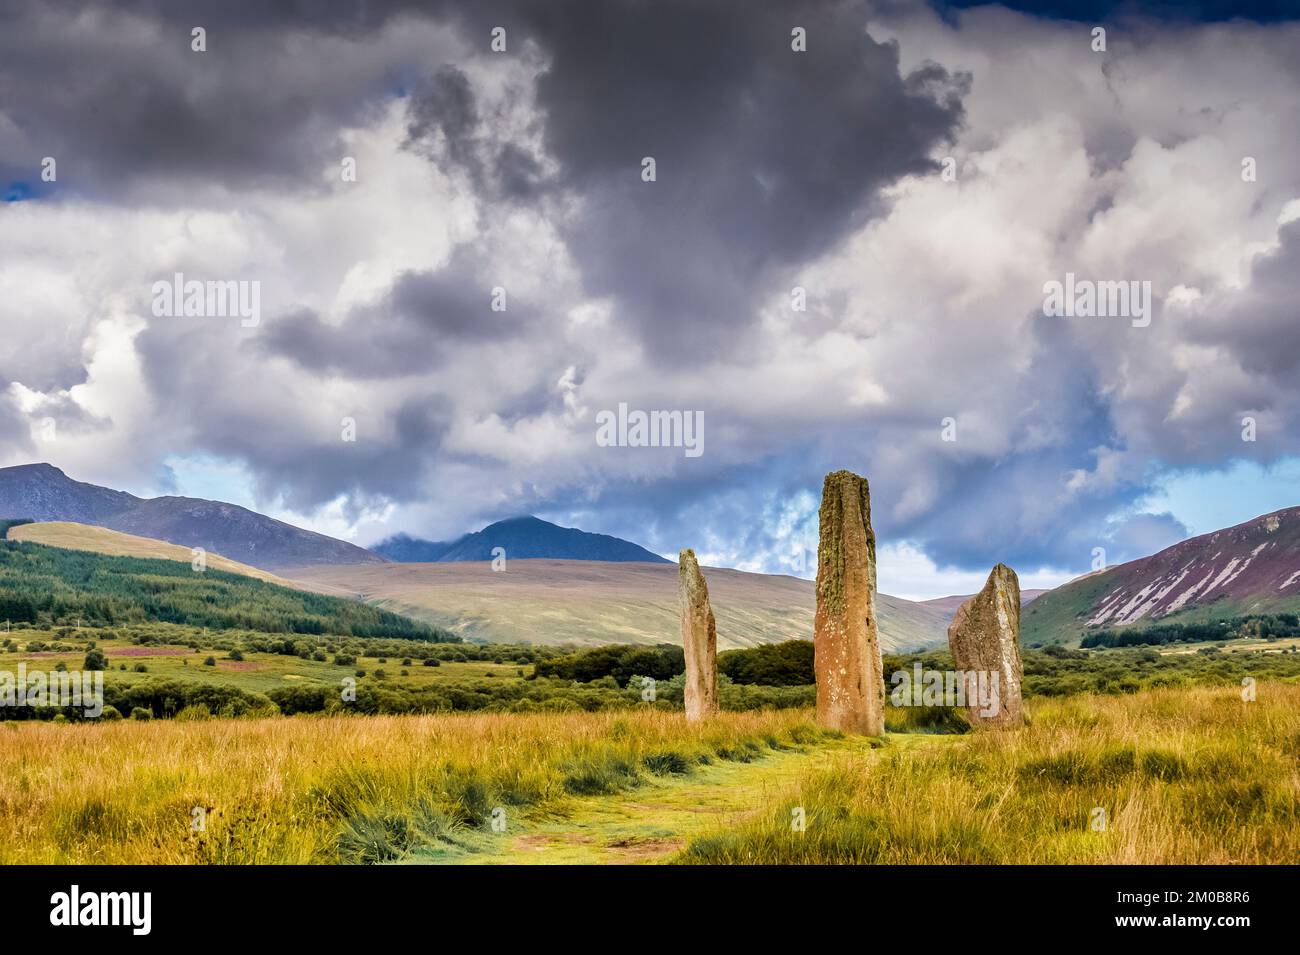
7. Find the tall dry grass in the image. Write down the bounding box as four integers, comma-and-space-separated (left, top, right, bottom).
0, 708, 821, 864
680, 683, 1300, 864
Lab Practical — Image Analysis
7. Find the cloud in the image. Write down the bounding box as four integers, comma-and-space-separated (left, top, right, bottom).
1, 0, 1299, 597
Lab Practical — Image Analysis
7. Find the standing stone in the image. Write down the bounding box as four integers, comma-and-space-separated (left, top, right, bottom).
947, 563, 1024, 727
814, 470, 885, 735
679, 548, 718, 722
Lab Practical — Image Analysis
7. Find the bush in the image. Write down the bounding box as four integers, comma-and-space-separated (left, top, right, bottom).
133, 663, 148, 673
228, 649, 244, 661
83, 648, 108, 671
130, 707, 153, 721
719, 640, 814, 686
534, 644, 684, 687
203, 656, 216, 667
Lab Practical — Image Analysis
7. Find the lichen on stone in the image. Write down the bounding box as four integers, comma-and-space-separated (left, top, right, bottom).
816, 469, 873, 615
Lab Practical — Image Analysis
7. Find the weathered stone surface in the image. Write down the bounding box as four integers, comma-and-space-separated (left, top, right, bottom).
947, 563, 1024, 727
813, 470, 885, 735
679, 548, 718, 722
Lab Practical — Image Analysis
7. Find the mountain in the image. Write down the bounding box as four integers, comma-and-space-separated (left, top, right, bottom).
374, 516, 672, 564
0, 463, 384, 571
0, 463, 137, 523
289, 559, 952, 651
920, 588, 1047, 616
1023, 507, 1300, 645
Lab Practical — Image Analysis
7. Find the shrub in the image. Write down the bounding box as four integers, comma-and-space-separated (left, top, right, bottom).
130, 707, 153, 721
719, 640, 814, 686
83, 648, 108, 671
203, 656, 216, 667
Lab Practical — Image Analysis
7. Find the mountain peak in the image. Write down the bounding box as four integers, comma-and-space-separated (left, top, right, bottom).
7, 462, 66, 477
486, 515, 547, 527
375, 515, 670, 564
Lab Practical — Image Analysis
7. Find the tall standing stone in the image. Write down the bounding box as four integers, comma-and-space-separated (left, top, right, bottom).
947, 563, 1024, 727
679, 548, 718, 722
814, 470, 885, 735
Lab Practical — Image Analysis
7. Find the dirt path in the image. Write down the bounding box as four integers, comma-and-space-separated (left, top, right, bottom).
403, 735, 927, 865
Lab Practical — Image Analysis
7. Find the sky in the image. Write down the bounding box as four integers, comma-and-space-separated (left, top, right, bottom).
2, 0, 1298, 599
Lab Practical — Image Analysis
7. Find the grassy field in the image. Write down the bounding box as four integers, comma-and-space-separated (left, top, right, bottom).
0, 709, 826, 864
679, 683, 1300, 864
3, 682, 1296, 864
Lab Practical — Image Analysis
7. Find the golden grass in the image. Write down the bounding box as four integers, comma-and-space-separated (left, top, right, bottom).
0, 708, 821, 864
6, 684, 1294, 865
678, 683, 1300, 864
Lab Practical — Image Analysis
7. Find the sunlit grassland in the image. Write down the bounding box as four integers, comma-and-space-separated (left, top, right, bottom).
5, 683, 1295, 865
0, 708, 825, 864
678, 683, 1300, 864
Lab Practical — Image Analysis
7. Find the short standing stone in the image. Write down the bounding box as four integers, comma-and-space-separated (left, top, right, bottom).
947, 563, 1024, 727
679, 548, 718, 722
813, 470, 885, 735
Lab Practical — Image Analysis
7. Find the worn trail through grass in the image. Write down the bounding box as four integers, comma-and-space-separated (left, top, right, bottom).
403, 734, 945, 864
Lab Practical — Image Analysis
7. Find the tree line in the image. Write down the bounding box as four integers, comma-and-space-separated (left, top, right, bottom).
0, 540, 454, 641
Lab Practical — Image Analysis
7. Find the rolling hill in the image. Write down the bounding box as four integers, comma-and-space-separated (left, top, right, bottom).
374, 516, 671, 563
287, 559, 953, 651
1023, 506, 1300, 645
6, 521, 300, 587
0, 536, 451, 640
0, 463, 384, 571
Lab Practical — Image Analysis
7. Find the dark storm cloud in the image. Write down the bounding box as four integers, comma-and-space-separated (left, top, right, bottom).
404, 66, 547, 201
1184, 220, 1300, 379
240, 394, 455, 516
255, 246, 539, 378
0, 0, 441, 196
0, 383, 33, 453
495, 0, 969, 358
4, 0, 965, 353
